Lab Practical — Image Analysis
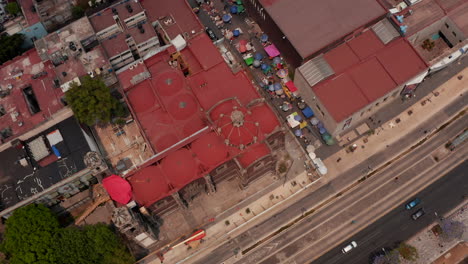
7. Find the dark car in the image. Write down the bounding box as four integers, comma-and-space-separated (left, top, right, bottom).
411, 208, 425, 220
205, 27, 218, 41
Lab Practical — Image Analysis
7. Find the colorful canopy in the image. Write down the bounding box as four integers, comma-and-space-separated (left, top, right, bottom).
265, 44, 280, 57
102, 175, 132, 204
285, 81, 298, 92
254, 53, 263, 60
222, 14, 232, 22
261, 34, 268, 42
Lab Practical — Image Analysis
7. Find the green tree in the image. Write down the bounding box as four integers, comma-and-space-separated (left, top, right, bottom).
85, 224, 134, 264
0, 34, 25, 64
0, 204, 60, 264
71, 5, 85, 19
0, 205, 134, 264
397, 243, 418, 261
5, 2, 20, 16
52, 227, 97, 264
65, 76, 126, 126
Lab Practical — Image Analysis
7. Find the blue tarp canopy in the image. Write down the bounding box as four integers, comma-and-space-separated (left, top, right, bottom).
301, 106, 314, 118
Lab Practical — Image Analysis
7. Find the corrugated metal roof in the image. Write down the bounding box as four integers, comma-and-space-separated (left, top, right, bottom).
298, 55, 334, 87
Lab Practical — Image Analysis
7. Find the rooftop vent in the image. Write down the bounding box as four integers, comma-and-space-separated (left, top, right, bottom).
112, 8, 118, 15
126, 4, 133, 13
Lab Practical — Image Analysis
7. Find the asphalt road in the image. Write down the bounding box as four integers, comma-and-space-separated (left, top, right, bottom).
192, 101, 467, 264
312, 160, 468, 264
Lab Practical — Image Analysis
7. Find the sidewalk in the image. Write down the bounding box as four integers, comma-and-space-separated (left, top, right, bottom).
402, 202, 468, 264
323, 67, 468, 177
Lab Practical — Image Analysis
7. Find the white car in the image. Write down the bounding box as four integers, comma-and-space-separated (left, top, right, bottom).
342, 241, 357, 253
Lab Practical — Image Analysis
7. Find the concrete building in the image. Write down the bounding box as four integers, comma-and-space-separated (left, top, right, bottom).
89, 0, 160, 70
34, 17, 116, 91
31, 0, 73, 31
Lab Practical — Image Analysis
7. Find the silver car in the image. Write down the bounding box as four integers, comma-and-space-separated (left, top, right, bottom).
342, 241, 357, 253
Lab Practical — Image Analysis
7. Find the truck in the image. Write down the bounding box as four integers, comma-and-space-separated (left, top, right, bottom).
446, 129, 468, 151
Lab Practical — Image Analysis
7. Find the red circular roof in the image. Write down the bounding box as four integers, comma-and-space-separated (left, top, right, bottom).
168, 93, 198, 120
217, 108, 259, 147
191, 132, 229, 166
250, 103, 280, 134
129, 166, 170, 207
155, 70, 184, 96
161, 148, 198, 189
182, 117, 206, 136
127, 82, 156, 113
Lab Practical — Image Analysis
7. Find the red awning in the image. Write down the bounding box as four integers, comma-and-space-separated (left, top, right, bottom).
102, 175, 132, 204
285, 81, 298, 92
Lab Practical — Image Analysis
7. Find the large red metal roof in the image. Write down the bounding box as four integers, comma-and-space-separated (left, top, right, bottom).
313, 33, 427, 122
161, 148, 199, 189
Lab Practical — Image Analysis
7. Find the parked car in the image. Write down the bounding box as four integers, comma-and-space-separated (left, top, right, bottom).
342, 241, 357, 253
405, 198, 421, 210
411, 208, 425, 220
205, 27, 217, 41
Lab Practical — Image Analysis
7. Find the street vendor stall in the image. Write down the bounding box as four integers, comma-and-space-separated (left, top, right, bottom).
265, 44, 280, 58
286, 112, 301, 128
285, 81, 299, 97
243, 53, 254, 66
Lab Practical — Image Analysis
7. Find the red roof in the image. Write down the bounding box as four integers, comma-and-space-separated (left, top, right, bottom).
191, 132, 229, 166
129, 166, 171, 207
347, 30, 385, 60
102, 175, 132, 204
18, 0, 41, 26
312, 34, 427, 122
324, 44, 360, 74
141, 0, 203, 40
237, 143, 271, 168
313, 74, 369, 122
89, 8, 116, 33
101, 33, 130, 58
250, 103, 281, 135
188, 34, 224, 70
161, 148, 199, 189
377, 40, 427, 84
117, 62, 149, 91
348, 58, 396, 102
0, 50, 64, 141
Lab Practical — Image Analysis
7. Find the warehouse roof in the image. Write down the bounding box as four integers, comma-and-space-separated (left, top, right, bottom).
260, 0, 386, 58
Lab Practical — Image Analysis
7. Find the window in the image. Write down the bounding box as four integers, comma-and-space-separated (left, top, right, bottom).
316, 104, 325, 117
375, 102, 380, 107
383, 97, 388, 102
452, 31, 457, 37
253, 161, 264, 171
445, 23, 449, 28
360, 111, 364, 117
216, 164, 228, 173
392, 91, 399, 97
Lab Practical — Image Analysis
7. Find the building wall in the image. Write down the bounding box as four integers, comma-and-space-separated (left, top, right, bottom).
408, 17, 465, 47
294, 66, 405, 136
210, 159, 241, 184
243, 0, 303, 68
239, 154, 276, 188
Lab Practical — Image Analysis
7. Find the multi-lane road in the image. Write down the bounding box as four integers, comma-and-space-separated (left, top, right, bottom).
192, 104, 467, 264
313, 160, 467, 264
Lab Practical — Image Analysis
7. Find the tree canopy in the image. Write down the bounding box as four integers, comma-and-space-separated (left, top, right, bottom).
0, 204, 134, 264
0, 34, 25, 64
5, 2, 21, 15
396, 243, 418, 261
65, 76, 126, 126
0, 204, 59, 264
